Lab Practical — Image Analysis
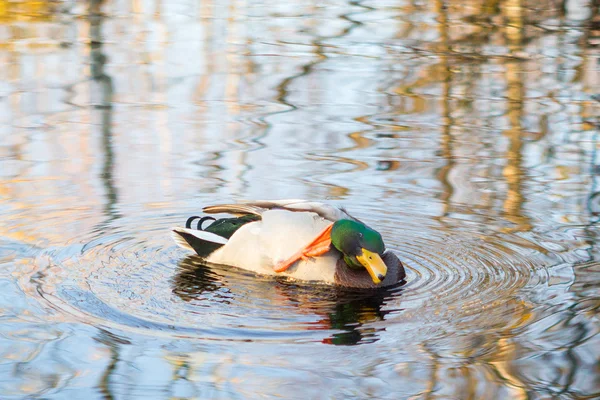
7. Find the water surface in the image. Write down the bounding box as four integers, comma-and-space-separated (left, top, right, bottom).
0, 0, 599, 398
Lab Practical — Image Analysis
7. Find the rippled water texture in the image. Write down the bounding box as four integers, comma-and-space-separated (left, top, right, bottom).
1, 0, 599, 398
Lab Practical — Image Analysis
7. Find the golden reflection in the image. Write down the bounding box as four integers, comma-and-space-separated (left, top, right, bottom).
501, 0, 532, 233
421, 345, 440, 400
435, 0, 455, 216
488, 338, 528, 400
502, 0, 525, 51
0, 1, 56, 23
438, 298, 534, 399
347, 131, 371, 149
485, 300, 532, 400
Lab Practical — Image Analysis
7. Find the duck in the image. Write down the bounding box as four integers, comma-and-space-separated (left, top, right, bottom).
171, 199, 405, 288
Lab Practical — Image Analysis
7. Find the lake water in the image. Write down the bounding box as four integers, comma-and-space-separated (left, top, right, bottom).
0, 0, 599, 398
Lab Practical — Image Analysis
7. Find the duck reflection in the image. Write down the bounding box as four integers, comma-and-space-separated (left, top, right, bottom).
315, 290, 392, 345
271, 280, 398, 346
172, 256, 402, 345
172, 256, 224, 301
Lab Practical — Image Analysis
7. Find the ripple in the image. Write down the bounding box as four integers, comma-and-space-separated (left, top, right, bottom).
12, 209, 561, 347
391, 225, 538, 329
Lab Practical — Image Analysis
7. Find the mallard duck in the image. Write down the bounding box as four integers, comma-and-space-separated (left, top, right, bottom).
171, 200, 405, 288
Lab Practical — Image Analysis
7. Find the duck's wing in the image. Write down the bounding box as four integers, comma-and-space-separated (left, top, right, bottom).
203, 199, 353, 222
172, 214, 261, 256
171, 228, 228, 252
206, 208, 336, 275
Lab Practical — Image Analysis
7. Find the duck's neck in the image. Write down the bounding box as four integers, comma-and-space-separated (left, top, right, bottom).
343, 255, 363, 270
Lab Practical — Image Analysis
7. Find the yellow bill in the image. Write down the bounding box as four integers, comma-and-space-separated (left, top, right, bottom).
356, 248, 387, 284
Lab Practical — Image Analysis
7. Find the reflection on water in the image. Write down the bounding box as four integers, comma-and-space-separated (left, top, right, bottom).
0, 0, 599, 398
173, 256, 394, 345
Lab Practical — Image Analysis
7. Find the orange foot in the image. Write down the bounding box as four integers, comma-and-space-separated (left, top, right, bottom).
274, 223, 334, 272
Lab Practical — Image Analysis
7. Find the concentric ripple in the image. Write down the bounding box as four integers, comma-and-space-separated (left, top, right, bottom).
390, 228, 542, 336
15, 209, 564, 346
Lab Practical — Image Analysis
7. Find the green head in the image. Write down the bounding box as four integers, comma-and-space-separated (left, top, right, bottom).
331, 219, 387, 284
